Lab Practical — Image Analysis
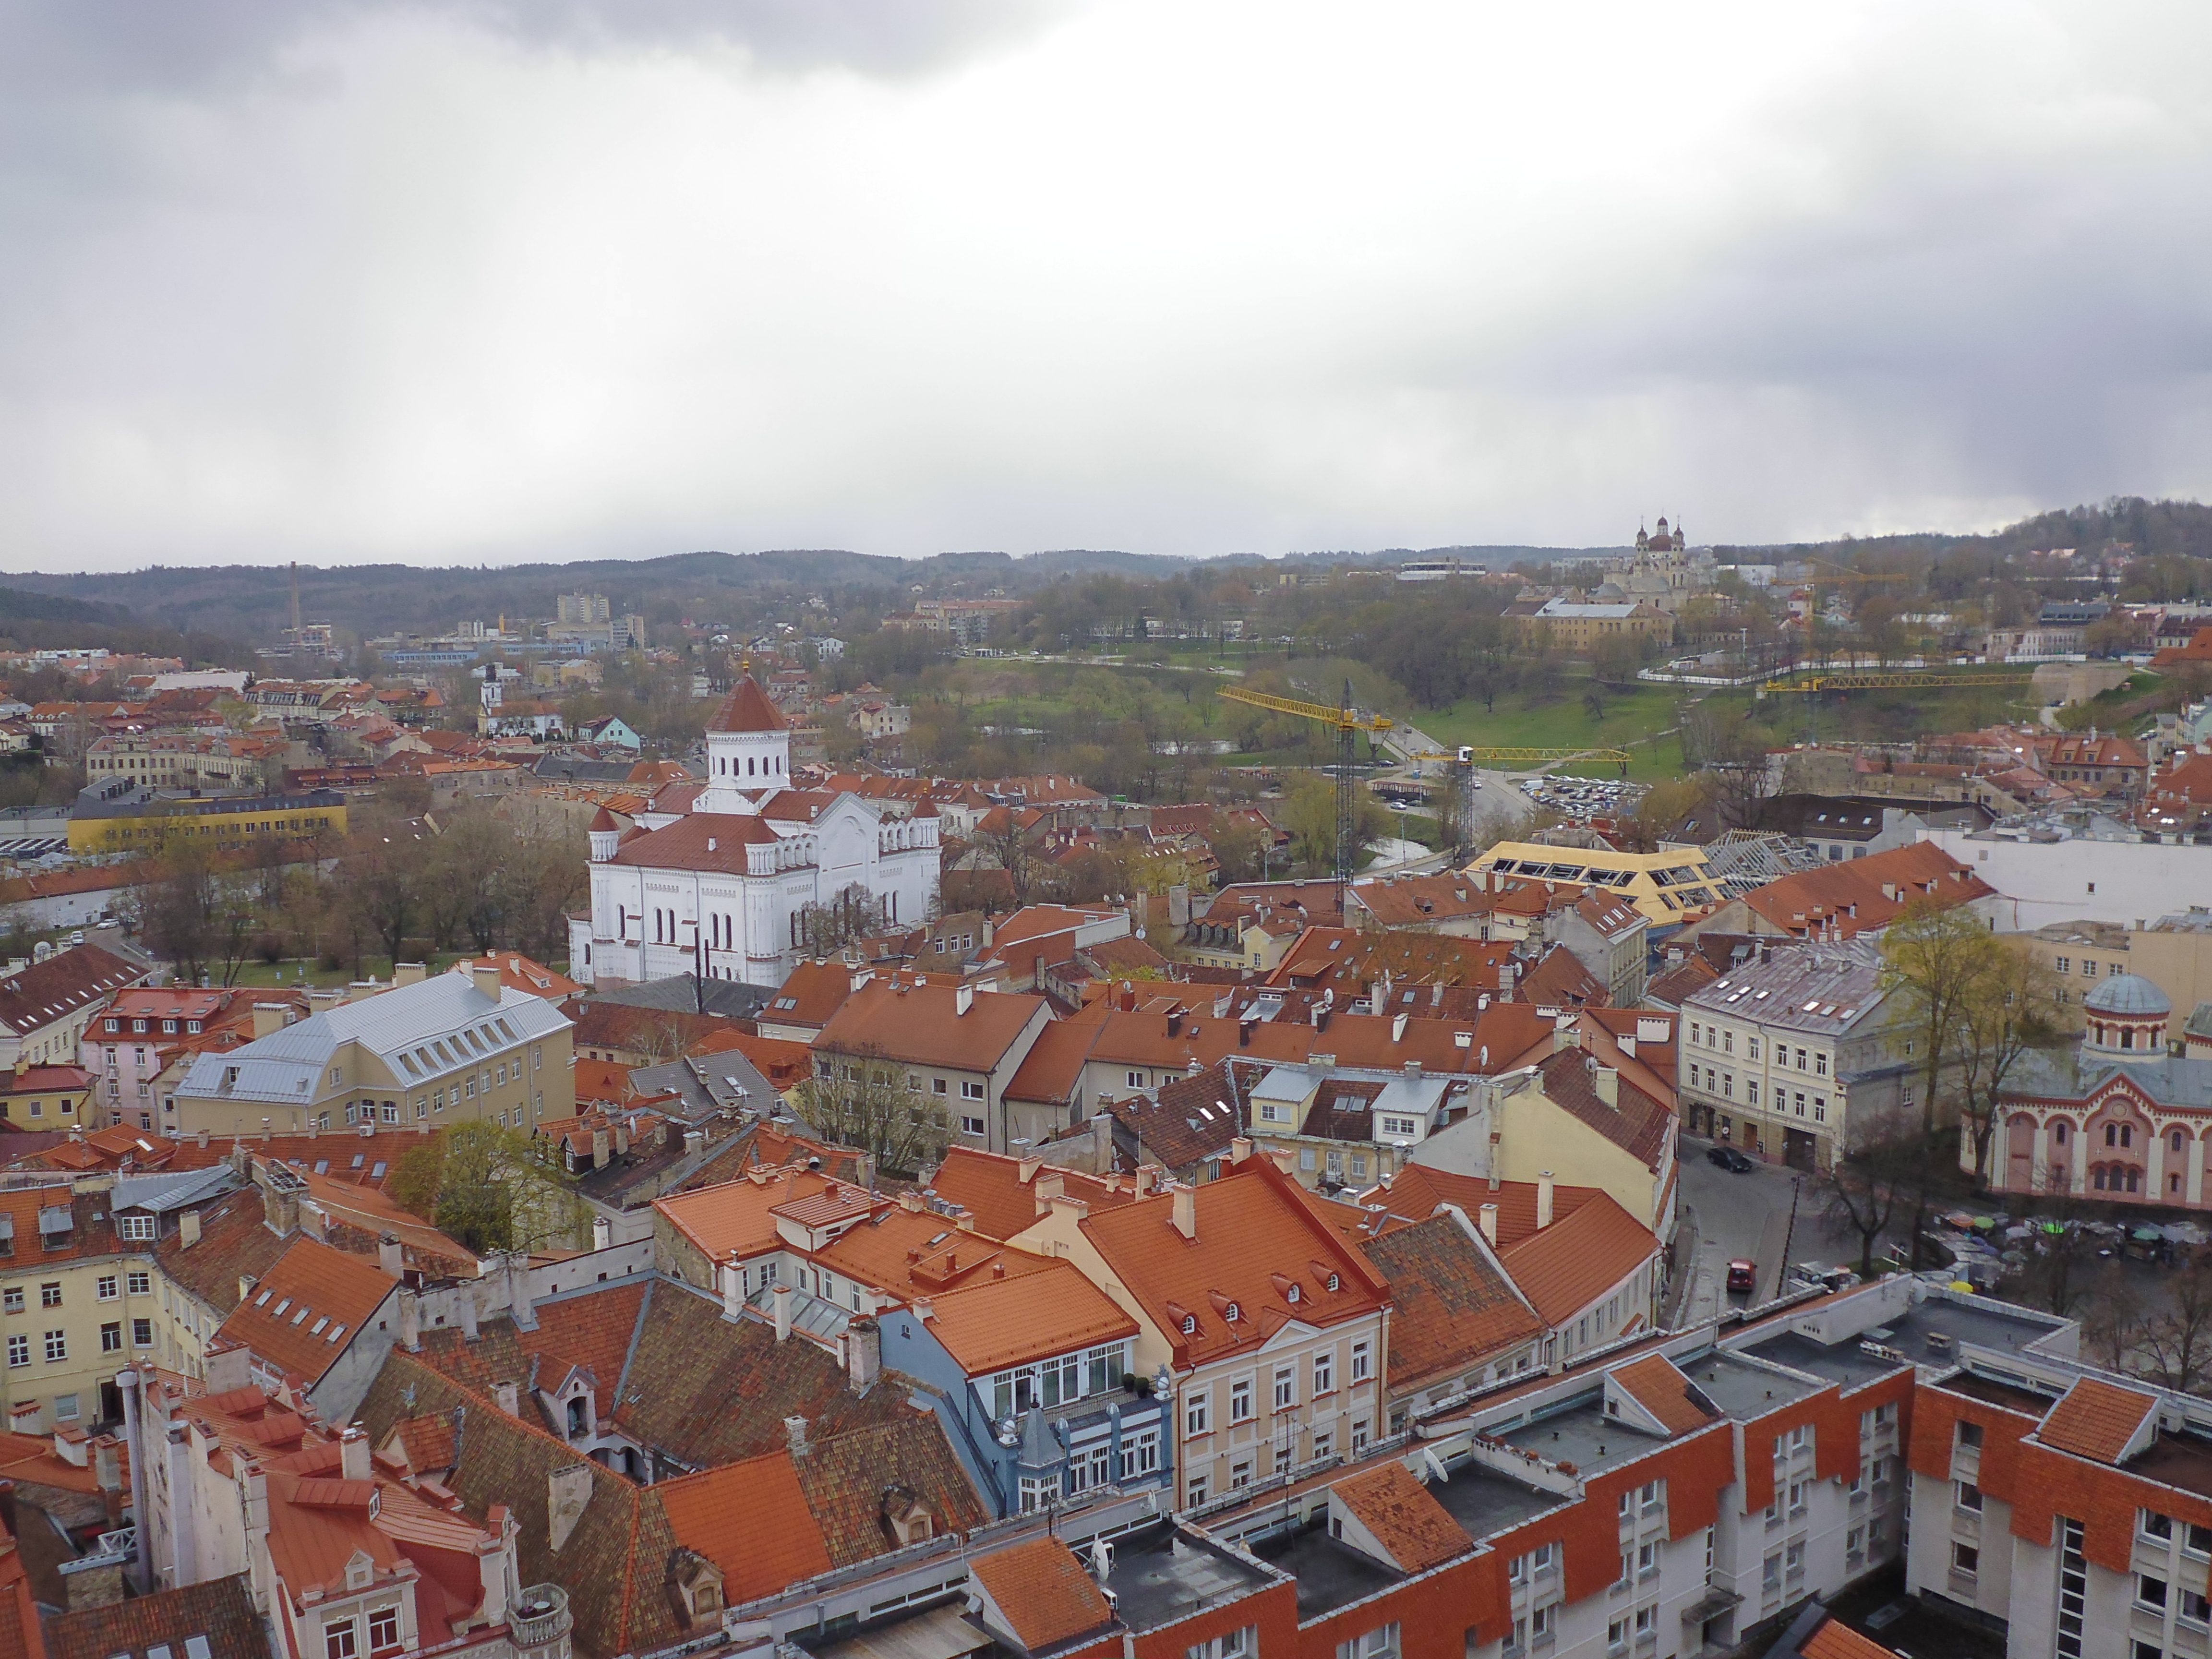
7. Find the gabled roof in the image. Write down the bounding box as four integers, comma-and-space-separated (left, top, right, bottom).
1609, 1354, 1718, 1436
1003, 1008, 1107, 1106
1079, 1157, 1391, 1367
1517, 945, 1606, 1010
970, 1538, 1116, 1654
48, 1572, 262, 1659
920, 1258, 1139, 1374
1527, 1047, 1675, 1174
0, 944, 146, 1037
1359, 1214, 1540, 1392
758, 959, 857, 1030
816, 979, 1046, 1073
926, 1146, 1134, 1240
706, 675, 787, 734
216, 1234, 396, 1385
657, 1453, 834, 1604
1734, 841, 1993, 938
1330, 1461, 1468, 1573
2037, 1375, 2160, 1465
607, 811, 783, 876
1106, 1060, 1251, 1174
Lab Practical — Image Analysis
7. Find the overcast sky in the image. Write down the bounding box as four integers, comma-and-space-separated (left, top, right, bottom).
3, 0, 2209, 571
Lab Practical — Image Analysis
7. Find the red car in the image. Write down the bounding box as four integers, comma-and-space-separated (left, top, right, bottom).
1726, 1259, 1758, 1295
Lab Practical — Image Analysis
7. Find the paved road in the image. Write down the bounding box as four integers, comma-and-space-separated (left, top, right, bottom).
1672, 1138, 1905, 1325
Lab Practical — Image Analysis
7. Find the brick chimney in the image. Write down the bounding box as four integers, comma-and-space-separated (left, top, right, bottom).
846, 1316, 880, 1394
252, 1003, 289, 1039
472, 962, 503, 1001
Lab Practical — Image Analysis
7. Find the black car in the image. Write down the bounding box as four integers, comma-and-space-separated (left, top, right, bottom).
1706, 1145, 1755, 1173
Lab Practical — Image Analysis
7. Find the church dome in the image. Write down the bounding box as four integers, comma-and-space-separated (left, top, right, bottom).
2084, 974, 2171, 1018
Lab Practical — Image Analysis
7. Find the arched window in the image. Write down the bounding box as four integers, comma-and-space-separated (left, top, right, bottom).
2173, 1131, 2187, 1154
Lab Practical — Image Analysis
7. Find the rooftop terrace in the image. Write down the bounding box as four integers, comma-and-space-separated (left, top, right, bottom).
1104, 1524, 1283, 1635
1250, 1524, 1403, 1622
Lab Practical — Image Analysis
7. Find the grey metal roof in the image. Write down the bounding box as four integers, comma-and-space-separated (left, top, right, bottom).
1680, 938, 1887, 1037
175, 975, 571, 1106
2003, 1046, 2212, 1110
2084, 973, 2172, 1017
627, 1050, 778, 1124
112, 1166, 239, 1214
590, 974, 774, 1021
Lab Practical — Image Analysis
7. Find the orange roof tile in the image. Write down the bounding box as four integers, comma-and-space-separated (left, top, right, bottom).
926, 1146, 1134, 1241
657, 1453, 834, 1603
1800, 1616, 1903, 1659
970, 1538, 1115, 1653
216, 1235, 396, 1385
1331, 1461, 1468, 1572
706, 675, 787, 734
1495, 1191, 1659, 1327
920, 1259, 1139, 1374
816, 980, 1046, 1073
1079, 1158, 1390, 1367
2038, 1375, 2159, 1466
656, 1168, 843, 1262
1359, 1215, 1540, 1393
1609, 1355, 1717, 1436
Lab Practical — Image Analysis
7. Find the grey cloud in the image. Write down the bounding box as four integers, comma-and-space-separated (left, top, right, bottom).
0, 0, 1060, 99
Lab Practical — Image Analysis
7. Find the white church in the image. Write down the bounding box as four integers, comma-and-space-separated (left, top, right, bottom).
568, 674, 940, 989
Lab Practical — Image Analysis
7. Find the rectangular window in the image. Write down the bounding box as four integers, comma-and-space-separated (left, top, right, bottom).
1, 1289, 19, 1314
960, 1115, 984, 1135
52, 1393, 77, 1421
1123, 1425, 1161, 1478
43, 1330, 65, 1362
2142, 1510, 2174, 1540
2140, 1574, 2169, 1611
325, 1619, 358, 1659
1334, 1625, 1398, 1659
96, 1275, 118, 1301
118, 1214, 156, 1242
100, 1322, 120, 1353
1229, 1455, 1253, 1490
1351, 1339, 1371, 1382
1956, 1480, 1983, 1513
1185, 1391, 1211, 1438
39, 1284, 60, 1309
962, 1080, 985, 1101
127, 1271, 150, 1296
1230, 1377, 1254, 1422
1953, 1542, 1979, 1575
1313, 1349, 1334, 1395
132, 1318, 151, 1347
6, 1335, 24, 1367
368, 1607, 399, 1651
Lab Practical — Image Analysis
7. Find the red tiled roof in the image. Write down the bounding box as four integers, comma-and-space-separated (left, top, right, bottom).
657, 1453, 834, 1603
1736, 841, 1994, 938
0, 945, 146, 1038
216, 1235, 396, 1385
970, 1538, 1115, 1653
2037, 1375, 2158, 1466
927, 1146, 1135, 1240
1360, 1214, 1540, 1393
921, 1258, 1139, 1374
706, 675, 787, 734
1610, 1355, 1717, 1436
1331, 1460, 1468, 1572
1800, 1615, 1904, 1659
815, 980, 1046, 1073
758, 960, 858, 1030
1079, 1158, 1390, 1367
1496, 1190, 1659, 1326
609, 812, 781, 875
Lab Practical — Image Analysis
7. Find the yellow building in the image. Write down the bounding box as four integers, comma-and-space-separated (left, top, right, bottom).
1505, 598, 1675, 652
1467, 840, 1726, 924
167, 965, 574, 1139
0, 1184, 161, 1433
68, 786, 347, 855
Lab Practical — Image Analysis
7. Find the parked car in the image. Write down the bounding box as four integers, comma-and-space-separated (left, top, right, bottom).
1726, 1259, 1757, 1294
1707, 1145, 1755, 1173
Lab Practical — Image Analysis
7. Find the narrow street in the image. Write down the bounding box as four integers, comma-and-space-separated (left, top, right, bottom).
1671, 1138, 1901, 1326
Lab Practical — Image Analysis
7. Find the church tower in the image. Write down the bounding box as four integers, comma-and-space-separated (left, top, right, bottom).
697, 669, 790, 814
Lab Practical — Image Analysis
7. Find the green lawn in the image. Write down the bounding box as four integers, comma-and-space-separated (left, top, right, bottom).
223, 954, 476, 991
1414, 680, 1688, 781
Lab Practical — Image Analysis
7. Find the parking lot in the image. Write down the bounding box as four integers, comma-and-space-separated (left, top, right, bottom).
1516, 772, 1648, 817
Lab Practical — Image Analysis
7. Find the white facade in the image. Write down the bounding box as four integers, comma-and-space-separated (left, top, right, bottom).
570, 685, 939, 989
1922, 828, 2212, 933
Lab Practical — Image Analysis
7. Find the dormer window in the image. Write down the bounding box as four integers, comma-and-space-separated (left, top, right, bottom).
1327, 1273, 1340, 1292
1224, 1302, 1239, 1323
1286, 1284, 1301, 1303
1181, 1315, 1196, 1335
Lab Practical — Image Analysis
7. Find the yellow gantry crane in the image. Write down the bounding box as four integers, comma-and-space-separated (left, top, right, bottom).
1765, 670, 2036, 696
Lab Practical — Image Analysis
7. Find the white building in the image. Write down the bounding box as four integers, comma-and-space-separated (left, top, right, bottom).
570, 674, 940, 989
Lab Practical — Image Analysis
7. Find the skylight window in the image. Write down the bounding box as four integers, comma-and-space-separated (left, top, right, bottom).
291, 1305, 311, 1324
254, 1290, 272, 1307
271, 1298, 289, 1317
326, 1325, 345, 1343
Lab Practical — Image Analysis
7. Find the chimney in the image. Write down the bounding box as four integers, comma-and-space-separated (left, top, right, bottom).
492, 1380, 520, 1417
393, 962, 426, 988
955, 984, 974, 1017
772, 1282, 794, 1343
179, 1209, 201, 1249
238, 1273, 257, 1306
1594, 1066, 1618, 1107
682, 1128, 704, 1158
1478, 1202, 1499, 1246
1392, 1012, 1408, 1043
1018, 1153, 1044, 1184
591, 1214, 611, 1251
847, 1316, 881, 1394
347, 980, 379, 1003
399, 1288, 421, 1352
1230, 1136, 1254, 1165
204, 1338, 250, 1395
92, 1433, 123, 1527
507, 1250, 536, 1332
472, 962, 503, 1002
591, 1129, 611, 1169
252, 1002, 288, 1039
1552, 1017, 1580, 1054
377, 1233, 403, 1277
338, 1426, 371, 1481
1171, 1184, 1197, 1241
1537, 1170, 1555, 1230
460, 1291, 480, 1342
784, 1415, 810, 1458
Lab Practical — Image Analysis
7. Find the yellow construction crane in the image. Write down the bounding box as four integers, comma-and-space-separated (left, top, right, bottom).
1219, 684, 1388, 898
1764, 670, 2035, 696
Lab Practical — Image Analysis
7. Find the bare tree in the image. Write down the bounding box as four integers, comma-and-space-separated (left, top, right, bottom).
2137, 1257, 2212, 1393
796, 882, 882, 957
1880, 901, 1991, 1140
2082, 1262, 2148, 1373
982, 808, 1038, 909
798, 1043, 952, 1178
1813, 1142, 1902, 1280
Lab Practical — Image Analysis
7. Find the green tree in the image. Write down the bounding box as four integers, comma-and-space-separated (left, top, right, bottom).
1879, 901, 1992, 1139
411, 1122, 586, 1254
